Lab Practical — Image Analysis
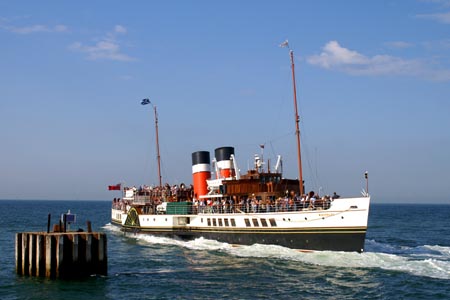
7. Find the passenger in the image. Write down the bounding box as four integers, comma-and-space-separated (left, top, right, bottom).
265, 197, 271, 213
289, 190, 297, 211
332, 192, 340, 200
238, 197, 244, 212
206, 199, 212, 213
251, 198, 258, 213
213, 199, 220, 213
228, 198, 233, 213
288, 197, 294, 211
300, 194, 307, 209
221, 198, 227, 213
230, 196, 237, 213
199, 199, 205, 213
246, 196, 251, 213
283, 195, 289, 212
193, 197, 199, 214
307, 191, 316, 209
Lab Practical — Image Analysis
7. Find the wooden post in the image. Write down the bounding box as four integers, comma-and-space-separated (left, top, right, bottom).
21, 233, 29, 276
16, 232, 107, 279
45, 234, 55, 278
37, 235, 46, 277
29, 234, 36, 276
15, 233, 22, 275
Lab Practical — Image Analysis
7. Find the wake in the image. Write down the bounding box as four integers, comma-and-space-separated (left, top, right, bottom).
103, 224, 450, 280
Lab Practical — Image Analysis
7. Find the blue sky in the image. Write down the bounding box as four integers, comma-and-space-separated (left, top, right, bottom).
1, 1, 449, 203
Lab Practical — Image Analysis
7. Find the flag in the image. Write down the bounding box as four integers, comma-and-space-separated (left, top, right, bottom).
141, 98, 150, 105
108, 184, 121, 191
279, 40, 289, 48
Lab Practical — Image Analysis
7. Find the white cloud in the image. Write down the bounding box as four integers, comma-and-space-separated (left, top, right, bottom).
419, 0, 450, 8
416, 11, 450, 24
385, 41, 414, 49
114, 25, 127, 34
1, 23, 68, 34
307, 40, 450, 81
54, 25, 68, 32
69, 40, 134, 62
307, 41, 367, 69
69, 25, 135, 62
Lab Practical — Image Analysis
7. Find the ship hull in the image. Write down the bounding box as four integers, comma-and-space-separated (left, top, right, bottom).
111, 197, 370, 252
114, 224, 366, 252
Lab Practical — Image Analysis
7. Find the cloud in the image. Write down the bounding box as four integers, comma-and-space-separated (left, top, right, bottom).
384, 41, 414, 49
416, 11, 450, 24
307, 40, 450, 81
69, 25, 135, 62
119, 74, 133, 80
114, 25, 127, 34
307, 41, 367, 69
0, 23, 68, 34
418, 0, 450, 8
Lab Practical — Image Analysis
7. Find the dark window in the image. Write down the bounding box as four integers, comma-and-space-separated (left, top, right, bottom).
244, 218, 251, 227
269, 218, 277, 227
207, 218, 211, 226
252, 218, 259, 227
218, 219, 223, 226
213, 219, 217, 226
231, 219, 236, 227
224, 218, 229, 227
261, 219, 268, 227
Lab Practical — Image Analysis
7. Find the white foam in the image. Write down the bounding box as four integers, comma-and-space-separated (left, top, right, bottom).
103, 227, 450, 280
423, 245, 450, 258
225, 243, 450, 280
136, 234, 233, 252
102, 223, 122, 233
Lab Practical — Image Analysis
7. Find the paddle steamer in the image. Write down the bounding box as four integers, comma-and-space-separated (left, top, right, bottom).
110, 44, 371, 252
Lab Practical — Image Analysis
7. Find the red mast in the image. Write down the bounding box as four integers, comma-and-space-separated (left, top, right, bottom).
282, 42, 304, 196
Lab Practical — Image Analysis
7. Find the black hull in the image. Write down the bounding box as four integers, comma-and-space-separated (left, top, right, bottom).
113, 221, 366, 252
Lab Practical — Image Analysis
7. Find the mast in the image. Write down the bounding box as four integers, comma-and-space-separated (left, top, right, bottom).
287, 46, 304, 196
142, 98, 162, 187
153, 105, 162, 188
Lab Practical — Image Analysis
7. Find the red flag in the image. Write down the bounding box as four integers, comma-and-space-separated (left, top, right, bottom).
108, 184, 121, 191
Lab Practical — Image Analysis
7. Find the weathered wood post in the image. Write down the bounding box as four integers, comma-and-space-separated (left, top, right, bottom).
16, 232, 107, 279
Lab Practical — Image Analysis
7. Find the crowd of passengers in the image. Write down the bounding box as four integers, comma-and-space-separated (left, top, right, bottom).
132, 183, 192, 198
111, 183, 192, 210
191, 191, 340, 214
112, 187, 341, 214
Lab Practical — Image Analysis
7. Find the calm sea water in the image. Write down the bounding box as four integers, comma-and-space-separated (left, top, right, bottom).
0, 200, 449, 300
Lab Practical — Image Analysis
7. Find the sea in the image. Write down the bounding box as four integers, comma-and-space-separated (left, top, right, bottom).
0, 200, 449, 300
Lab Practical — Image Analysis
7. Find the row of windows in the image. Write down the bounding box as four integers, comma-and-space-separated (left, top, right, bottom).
205, 217, 277, 228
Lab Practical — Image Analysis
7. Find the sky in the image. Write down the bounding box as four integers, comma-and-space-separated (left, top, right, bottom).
1, 1, 449, 203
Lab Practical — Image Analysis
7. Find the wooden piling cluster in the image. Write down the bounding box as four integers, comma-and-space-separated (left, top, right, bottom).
16, 232, 107, 279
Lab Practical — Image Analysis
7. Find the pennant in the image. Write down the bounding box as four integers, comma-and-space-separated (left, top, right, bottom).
141, 98, 150, 105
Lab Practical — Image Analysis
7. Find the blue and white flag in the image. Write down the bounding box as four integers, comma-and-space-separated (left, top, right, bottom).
279, 40, 289, 48
141, 98, 150, 105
